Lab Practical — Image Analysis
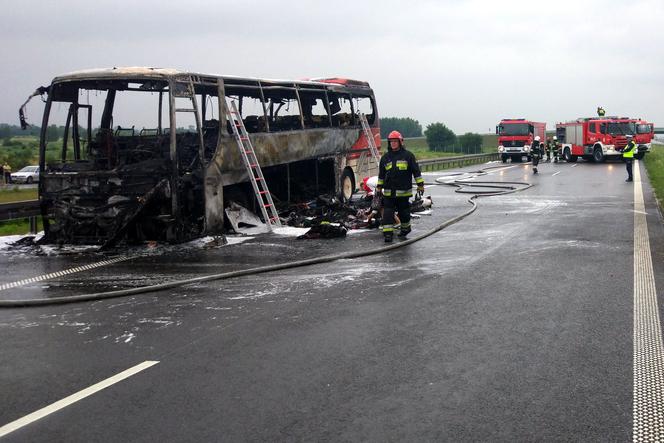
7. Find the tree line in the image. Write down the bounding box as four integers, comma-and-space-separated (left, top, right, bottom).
379, 118, 484, 154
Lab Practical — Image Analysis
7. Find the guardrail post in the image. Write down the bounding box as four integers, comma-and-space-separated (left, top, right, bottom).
29, 216, 37, 234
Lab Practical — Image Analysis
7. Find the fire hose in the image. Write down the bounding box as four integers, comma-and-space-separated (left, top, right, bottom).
0, 168, 531, 307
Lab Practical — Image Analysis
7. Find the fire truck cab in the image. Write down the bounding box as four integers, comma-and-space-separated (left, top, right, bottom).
496, 119, 546, 163
556, 117, 644, 162
634, 119, 654, 158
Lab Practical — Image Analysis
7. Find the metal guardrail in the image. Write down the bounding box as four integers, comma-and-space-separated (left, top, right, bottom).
418, 152, 499, 172
0, 200, 40, 222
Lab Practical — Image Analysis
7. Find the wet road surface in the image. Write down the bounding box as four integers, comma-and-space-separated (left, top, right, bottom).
1, 159, 663, 441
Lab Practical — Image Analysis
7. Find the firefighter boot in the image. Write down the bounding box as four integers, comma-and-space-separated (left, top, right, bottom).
533, 167, 538, 174
384, 233, 393, 243
398, 227, 411, 238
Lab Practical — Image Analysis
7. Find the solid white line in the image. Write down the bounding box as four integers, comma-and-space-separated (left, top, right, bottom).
632, 161, 664, 441
0, 361, 159, 438
571, 164, 578, 168
552, 171, 561, 176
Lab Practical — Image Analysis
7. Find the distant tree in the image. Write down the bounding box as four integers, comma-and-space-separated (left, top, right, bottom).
424, 122, 456, 151
458, 132, 483, 154
380, 117, 423, 139
0, 125, 10, 141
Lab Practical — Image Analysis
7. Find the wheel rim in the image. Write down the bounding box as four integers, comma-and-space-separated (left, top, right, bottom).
342, 176, 353, 200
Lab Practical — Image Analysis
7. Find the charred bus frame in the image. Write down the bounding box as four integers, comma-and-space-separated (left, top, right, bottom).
22, 68, 379, 246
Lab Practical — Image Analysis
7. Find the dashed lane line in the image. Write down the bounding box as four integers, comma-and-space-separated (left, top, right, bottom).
0, 361, 159, 438
632, 161, 664, 442
552, 171, 561, 176
0, 256, 133, 292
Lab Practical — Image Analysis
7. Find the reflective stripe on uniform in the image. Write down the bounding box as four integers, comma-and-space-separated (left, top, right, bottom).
415, 177, 424, 184
396, 160, 408, 170
385, 163, 393, 170
382, 224, 394, 233
377, 179, 384, 186
400, 222, 411, 228
395, 189, 412, 197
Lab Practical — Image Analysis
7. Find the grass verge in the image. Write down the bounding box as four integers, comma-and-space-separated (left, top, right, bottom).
644, 143, 664, 210
0, 187, 38, 203
0, 217, 42, 237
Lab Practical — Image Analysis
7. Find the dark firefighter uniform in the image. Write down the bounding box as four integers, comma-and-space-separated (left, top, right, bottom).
531, 137, 542, 174
623, 137, 636, 182
377, 137, 424, 242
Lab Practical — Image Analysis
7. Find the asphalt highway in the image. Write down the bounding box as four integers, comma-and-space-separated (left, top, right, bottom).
1, 158, 663, 441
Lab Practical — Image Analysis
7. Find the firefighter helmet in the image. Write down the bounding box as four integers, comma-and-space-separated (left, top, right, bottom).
387, 130, 404, 142
534, 136, 541, 141
553, 136, 557, 141
626, 134, 634, 139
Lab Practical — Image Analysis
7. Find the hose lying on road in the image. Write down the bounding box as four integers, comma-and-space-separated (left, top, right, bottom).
0, 168, 531, 307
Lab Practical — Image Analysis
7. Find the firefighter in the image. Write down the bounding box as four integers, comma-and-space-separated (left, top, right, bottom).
551, 135, 560, 163
531, 136, 542, 174
376, 130, 424, 242
623, 134, 636, 182
597, 106, 606, 117
545, 136, 553, 162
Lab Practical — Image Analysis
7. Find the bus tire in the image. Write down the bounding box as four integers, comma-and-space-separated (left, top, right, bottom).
340, 168, 355, 202
592, 146, 604, 162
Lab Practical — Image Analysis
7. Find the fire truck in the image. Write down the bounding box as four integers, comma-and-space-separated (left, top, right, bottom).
556, 117, 644, 162
496, 119, 546, 163
634, 119, 654, 159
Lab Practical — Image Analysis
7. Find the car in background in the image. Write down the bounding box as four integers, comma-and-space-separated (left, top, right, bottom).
10, 165, 40, 184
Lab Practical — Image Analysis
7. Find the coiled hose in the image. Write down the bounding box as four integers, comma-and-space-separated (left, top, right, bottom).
0, 168, 530, 307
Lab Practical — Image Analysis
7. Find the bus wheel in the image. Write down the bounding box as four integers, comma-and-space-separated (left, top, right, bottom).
340, 169, 355, 202
592, 147, 604, 162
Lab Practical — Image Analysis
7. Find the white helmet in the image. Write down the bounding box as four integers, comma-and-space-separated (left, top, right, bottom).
534, 136, 541, 141
553, 136, 557, 140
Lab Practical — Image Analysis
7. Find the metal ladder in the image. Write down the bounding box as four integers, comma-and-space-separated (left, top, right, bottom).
359, 113, 381, 164
225, 99, 281, 230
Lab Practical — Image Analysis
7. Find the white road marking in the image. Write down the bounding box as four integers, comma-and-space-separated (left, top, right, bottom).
552, 171, 561, 176
0, 256, 132, 292
485, 166, 517, 175
0, 361, 159, 438
632, 161, 664, 441
571, 164, 578, 168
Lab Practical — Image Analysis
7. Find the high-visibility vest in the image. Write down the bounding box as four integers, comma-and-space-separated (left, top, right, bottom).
623, 141, 635, 159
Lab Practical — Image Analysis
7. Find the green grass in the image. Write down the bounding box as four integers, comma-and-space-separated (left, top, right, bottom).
644, 143, 664, 208
0, 187, 38, 203
381, 134, 499, 160
0, 217, 42, 236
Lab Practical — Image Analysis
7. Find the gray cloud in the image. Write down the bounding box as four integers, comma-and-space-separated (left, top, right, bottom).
2, 0, 662, 133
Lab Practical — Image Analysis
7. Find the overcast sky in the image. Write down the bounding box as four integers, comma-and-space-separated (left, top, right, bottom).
1, 0, 662, 133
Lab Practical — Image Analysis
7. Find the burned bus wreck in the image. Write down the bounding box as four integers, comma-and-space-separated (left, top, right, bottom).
23, 68, 379, 246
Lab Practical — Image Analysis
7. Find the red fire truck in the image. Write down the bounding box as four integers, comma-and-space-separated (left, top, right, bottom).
556, 117, 641, 162
634, 119, 654, 158
496, 119, 546, 163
